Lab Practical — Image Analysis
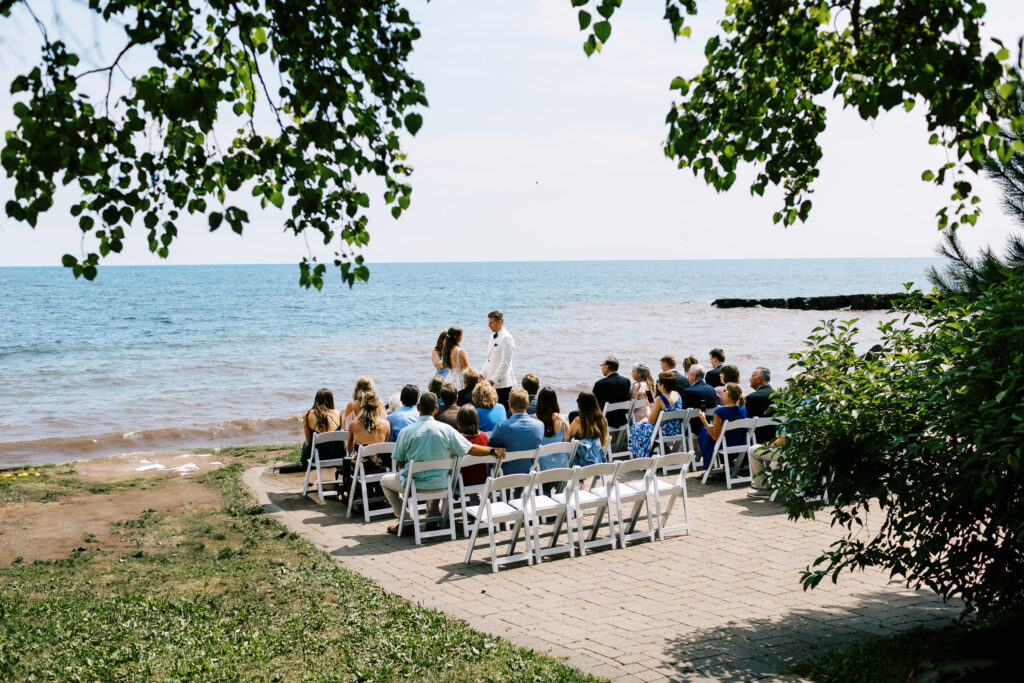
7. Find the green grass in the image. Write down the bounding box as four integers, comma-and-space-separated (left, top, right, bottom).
0, 457, 599, 682
0, 464, 151, 504
783, 613, 1021, 682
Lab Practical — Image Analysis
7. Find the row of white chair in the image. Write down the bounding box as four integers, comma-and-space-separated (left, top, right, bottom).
464, 452, 695, 572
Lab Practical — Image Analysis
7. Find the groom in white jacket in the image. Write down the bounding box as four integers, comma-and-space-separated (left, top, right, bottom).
481, 310, 516, 413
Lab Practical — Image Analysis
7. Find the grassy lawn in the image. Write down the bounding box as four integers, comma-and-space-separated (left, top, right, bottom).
784, 612, 1021, 682
0, 450, 599, 682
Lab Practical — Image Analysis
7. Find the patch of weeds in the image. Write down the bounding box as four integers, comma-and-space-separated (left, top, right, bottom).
83, 533, 97, 544
112, 509, 162, 529
214, 443, 301, 464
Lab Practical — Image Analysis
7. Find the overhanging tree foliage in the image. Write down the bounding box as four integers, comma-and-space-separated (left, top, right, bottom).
1, 0, 425, 288
573, 0, 1024, 230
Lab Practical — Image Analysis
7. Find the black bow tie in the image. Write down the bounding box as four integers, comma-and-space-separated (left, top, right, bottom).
492, 332, 498, 339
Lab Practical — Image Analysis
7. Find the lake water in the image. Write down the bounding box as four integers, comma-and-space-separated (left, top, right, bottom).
0, 258, 938, 466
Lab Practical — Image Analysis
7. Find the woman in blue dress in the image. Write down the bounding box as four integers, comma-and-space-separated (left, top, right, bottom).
628, 372, 683, 457
472, 382, 507, 432
535, 387, 570, 469
568, 391, 608, 467
697, 383, 748, 469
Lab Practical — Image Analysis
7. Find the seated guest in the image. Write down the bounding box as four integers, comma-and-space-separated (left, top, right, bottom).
473, 381, 507, 432
456, 404, 489, 487
569, 391, 609, 467
705, 348, 726, 388
380, 392, 504, 534
301, 387, 343, 468
489, 388, 544, 475
342, 376, 378, 429
660, 354, 690, 390
593, 356, 631, 428
428, 375, 446, 408
535, 387, 570, 469
521, 373, 540, 415
387, 384, 420, 441
697, 383, 748, 469
435, 383, 461, 428
682, 364, 718, 441
457, 368, 480, 407
627, 372, 683, 458
630, 362, 656, 423
682, 355, 699, 374
746, 367, 777, 444
345, 391, 392, 495
715, 364, 741, 405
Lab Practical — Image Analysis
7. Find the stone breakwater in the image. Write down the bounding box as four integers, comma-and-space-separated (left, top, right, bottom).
712, 293, 910, 310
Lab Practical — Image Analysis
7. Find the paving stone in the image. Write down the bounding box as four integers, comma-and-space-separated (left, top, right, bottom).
245, 466, 961, 682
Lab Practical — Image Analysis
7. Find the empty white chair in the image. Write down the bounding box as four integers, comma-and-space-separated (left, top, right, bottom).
347, 442, 395, 522
396, 457, 458, 545
513, 467, 576, 562
453, 452, 501, 537
603, 399, 635, 461
554, 462, 619, 555
650, 452, 694, 539
302, 430, 349, 503
608, 457, 658, 547
751, 416, 782, 446
701, 418, 757, 488
464, 473, 535, 572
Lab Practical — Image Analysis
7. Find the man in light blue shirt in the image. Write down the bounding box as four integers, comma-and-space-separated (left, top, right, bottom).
381, 392, 504, 534
489, 388, 544, 476
387, 384, 420, 442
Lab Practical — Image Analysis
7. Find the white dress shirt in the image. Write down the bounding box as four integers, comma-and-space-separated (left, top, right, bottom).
481, 327, 516, 389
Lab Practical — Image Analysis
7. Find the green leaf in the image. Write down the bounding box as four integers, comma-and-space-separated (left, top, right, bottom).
593, 21, 611, 43
404, 113, 423, 136
208, 212, 223, 231
578, 10, 591, 30
269, 191, 284, 209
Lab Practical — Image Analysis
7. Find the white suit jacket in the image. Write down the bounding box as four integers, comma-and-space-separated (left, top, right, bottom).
481, 327, 516, 389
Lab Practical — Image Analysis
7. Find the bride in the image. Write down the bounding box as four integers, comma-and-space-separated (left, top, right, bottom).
441, 326, 469, 390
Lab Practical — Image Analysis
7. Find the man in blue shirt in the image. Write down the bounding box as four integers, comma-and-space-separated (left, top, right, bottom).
381, 392, 505, 534
489, 388, 544, 475
387, 385, 420, 442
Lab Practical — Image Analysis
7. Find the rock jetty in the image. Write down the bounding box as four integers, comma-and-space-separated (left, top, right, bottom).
712, 293, 909, 310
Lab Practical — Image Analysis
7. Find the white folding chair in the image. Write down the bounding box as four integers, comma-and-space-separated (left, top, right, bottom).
603, 400, 635, 461
396, 458, 458, 545
496, 448, 540, 477
536, 441, 577, 473
554, 462, 620, 555
650, 408, 696, 460
464, 473, 535, 572
650, 452, 694, 539
701, 418, 757, 488
347, 442, 395, 522
751, 416, 781, 446
513, 467, 576, 562
608, 457, 658, 547
302, 430, 349, 503
453, 453, 500, 537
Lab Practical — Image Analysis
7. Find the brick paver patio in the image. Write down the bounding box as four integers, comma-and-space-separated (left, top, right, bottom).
244, 466, 960, 682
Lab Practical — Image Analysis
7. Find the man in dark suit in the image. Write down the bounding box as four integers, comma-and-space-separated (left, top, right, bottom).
745, 367, 776, 443
705, 348, 726, 388
660, 354, 690, 390
592, 356, 632, 428
682, 364, 718, 451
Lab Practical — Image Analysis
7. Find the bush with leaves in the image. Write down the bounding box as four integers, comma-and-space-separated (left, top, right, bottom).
769, 273, 1024, 617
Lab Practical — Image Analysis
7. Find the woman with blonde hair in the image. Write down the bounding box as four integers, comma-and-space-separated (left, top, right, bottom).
343, 376, 378, 429
630, 362, 655, 423
347, 391, 392, 475
697, 382, 748, 469
568, 391, 608, 467
472, 381, 507, 432
627, 372, 683, 458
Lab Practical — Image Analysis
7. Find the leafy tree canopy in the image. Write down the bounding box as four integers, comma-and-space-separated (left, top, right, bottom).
1, 0, 426, 288
573, 0, 1024, 230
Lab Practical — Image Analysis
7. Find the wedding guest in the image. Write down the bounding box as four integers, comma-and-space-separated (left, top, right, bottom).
435, 384, 461, 428
627, 372, 683, 458
489, 388, 544, 475
430, 331, 449, 380
535, 387, 571, 477
428, 375, 446, 407
660, 354, 690, 390
569, 392, 609, 467
592, 356, 631, 428
682, 355, 699, 373
342, 376, 377, 429
697, 382, 748, 469
630, 362, 655, 423
682, 364, 717, 441
456, 404, 488, 487
301, 388, 343, 468
457, 368, 480, 407
441, 326, 469, 390
521, 373, 540, 415
481, 310, 516, 412
706, 348, 726, 388
473, 381, 507, 432
746, 367, 777, 443
387, 384, 420, 441
345, 391, 392, 494
715, 364, 741, 405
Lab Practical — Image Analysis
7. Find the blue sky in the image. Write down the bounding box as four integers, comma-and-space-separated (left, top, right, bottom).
1, 0, 1022, 267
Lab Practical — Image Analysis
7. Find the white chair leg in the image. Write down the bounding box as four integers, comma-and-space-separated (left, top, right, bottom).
302, 456, 314, 496
487, 520, 499, 573
361, 477, 371, 523
315, 457, 325, 502
464, 516, 482, 564
346, 462, 358, 518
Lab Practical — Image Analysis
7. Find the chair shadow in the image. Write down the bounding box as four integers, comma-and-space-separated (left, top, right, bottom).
659, 588, 960, 681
